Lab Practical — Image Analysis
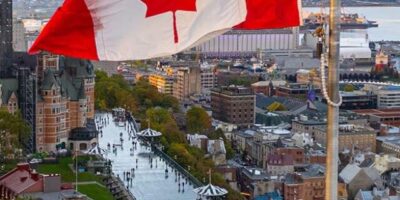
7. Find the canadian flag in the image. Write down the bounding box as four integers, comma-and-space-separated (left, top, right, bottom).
29, 0, 302, 61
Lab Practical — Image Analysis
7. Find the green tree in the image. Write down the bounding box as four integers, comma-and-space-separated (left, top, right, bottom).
145, 108, 186, 144
0, 109, 30, 158
186, 106, 211, 133
343, 84, 355, 92
95, 70, 108, 82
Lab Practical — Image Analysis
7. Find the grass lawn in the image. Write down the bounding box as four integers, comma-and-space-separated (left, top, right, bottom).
0, 160, 18, 176
37, 157, 103, 183
78, 184, 114, 200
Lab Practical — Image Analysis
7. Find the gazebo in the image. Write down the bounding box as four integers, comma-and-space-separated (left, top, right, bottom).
137, 128, 162, 138
84, 144, 107, 155
193, 170, 228, 200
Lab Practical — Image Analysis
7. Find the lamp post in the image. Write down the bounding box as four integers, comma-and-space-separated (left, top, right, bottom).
325, 0, 341, 199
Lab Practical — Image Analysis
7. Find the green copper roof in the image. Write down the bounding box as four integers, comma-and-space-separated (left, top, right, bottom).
0, 79, 18, 104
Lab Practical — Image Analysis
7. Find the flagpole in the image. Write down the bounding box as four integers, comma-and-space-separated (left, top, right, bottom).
325, 0, 341, 199
75, 150, 78, 193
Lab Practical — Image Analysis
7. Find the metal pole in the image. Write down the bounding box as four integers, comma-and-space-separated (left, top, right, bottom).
326, 0, 341, 199
76, 150, 78, 193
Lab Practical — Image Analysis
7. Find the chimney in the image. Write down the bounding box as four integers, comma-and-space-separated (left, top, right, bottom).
31, 170, 39, 181
17, 163, 30, 171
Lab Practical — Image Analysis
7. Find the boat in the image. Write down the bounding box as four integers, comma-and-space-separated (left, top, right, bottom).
301, 12, 378, 30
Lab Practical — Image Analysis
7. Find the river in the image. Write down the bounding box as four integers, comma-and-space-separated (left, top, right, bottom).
303, 7, 400, 41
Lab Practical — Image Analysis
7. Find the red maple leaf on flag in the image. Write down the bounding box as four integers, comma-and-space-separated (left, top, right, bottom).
141, 0, 197, 43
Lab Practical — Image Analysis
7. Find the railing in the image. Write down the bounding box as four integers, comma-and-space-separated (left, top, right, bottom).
152, 145, 203, 187
128, 113, 203, 188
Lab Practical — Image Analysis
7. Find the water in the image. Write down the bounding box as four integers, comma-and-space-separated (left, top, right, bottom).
96, 113, 198, 200
303, 7, 400, 41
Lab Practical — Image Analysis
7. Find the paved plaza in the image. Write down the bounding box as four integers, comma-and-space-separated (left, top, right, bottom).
96, 113, 198, 200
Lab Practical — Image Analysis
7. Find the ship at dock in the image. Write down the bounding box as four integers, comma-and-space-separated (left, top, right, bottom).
302, 12, 378, 30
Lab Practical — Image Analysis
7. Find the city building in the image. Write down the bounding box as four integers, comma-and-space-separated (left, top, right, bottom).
291, 115, 327, 138
211, 86, 255, 127
354, 188, 394, 200
0, 79, 18, 114
200, 65, 217, 93
273, 147, 305, 165
261, 48, 314, 59
303, 31, 371, 61
292, 113, 369, 138
275, 83, 320, 98
251, 81, 280, 96
231, 130, 255, 152
376, 136, 400, 158
315, 124, 376, 152
353, 108, 400, 127
35, 55, 96, 152
333, 91, 378, 110
296, 69, 322, 88
0, 163, 87, 200
239, 167, 277, 198
148, 74, 174, 95
373, 154, 400, 174
291, 132, 314, 147
0, 0, 13, 77
364, 84, 400, 109
196, 28, 299, 58
266, 154, 294, 176
216, 70, 259, 87
283, 165, 325, 200
306, 150, 327, 165
339, 163, 383, 199
0, 163, 61, 199
208, 139, 227, 166
173, 67, 201, 101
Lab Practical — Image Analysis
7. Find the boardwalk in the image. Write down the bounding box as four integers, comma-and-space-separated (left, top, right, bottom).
97, 113, 198, 200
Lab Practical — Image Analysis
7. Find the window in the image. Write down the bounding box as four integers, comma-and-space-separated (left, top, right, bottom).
79, 143, 88, 150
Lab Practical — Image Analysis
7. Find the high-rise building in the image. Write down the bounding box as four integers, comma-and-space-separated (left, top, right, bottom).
173, 67, 201, 101
0, 0, 13, 77
211, 86, 255, 127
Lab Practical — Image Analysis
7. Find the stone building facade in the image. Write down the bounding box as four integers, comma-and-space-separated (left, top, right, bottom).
35, 55, 95, 152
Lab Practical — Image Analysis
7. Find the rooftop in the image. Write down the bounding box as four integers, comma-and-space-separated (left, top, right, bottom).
316, 124, 375, 135
211, 85, 253, 96
353, 108, 400, 118
241, 167, 270, 181
0, 163, 47, 194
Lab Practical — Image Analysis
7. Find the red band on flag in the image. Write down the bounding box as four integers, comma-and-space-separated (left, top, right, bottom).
28, 0, 99, 60
235, 0, 301, 30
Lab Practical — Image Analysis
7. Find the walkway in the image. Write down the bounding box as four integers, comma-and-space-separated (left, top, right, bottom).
96, 113, 198, 200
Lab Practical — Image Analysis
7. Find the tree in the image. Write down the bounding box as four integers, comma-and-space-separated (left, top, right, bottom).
95, 70, 108, 82
0, 109, 30, 158
343, 84, 355, 92
186, 106, 211, 133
